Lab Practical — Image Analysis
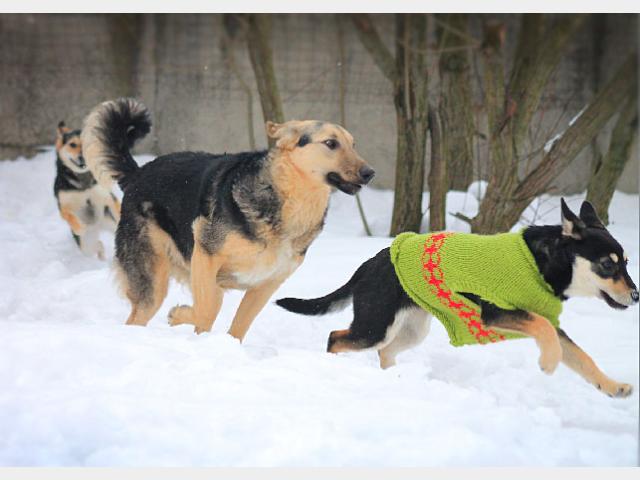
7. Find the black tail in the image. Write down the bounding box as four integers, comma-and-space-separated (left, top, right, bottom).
276, 271, 359, 316
82, 97, 152, 190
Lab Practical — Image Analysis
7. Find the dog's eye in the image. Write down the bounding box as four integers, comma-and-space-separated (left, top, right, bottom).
69, 142, 77, 148
601, 258, 617, 272
323, 139, 339, 150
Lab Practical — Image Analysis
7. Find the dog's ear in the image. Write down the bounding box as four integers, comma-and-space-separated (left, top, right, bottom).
57, 121, 69, 138
579, 201, 606, 230
266, 120, 301, 150
561, 197, 586, 239
266, 121, 281, 139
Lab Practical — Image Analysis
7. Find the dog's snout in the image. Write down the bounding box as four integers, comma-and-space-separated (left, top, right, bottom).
359, 166, 375, 184
631, 289, 639, 303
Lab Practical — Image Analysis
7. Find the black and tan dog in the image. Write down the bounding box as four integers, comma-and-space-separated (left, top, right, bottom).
54, 121, 121, 259
81, 97, 374, 341
278, 200, 638, 398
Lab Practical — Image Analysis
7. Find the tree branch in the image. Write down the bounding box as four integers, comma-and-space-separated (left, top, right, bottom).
348, 14, 397, 81
516, 52, 638, 200
510, 14, 588, 152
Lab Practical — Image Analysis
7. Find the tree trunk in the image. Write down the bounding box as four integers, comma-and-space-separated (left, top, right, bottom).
470, 14, 594, 234
516, 53, 638, 200
390, 14, 429, 235
350, 14, 429, 235
246, 14, 285, 147
436, 13, 475, 191
108, 14, 142, 98
586, 90, 638, 224
471, 52, 638, 233
470, 21, 518, 234
428, 106, 447, 231
221, 14, 256, 150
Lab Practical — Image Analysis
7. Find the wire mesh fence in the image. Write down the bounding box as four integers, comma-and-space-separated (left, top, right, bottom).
0, 13, 637, 192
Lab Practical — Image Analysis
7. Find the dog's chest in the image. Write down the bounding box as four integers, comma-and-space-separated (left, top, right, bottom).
57, 186, 112, 225
217, 234, 301, 290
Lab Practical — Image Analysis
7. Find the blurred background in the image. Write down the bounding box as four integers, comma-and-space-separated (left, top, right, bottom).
1, 13, 638, 234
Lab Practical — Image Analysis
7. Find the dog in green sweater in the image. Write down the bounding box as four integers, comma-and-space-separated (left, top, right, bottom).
277, 199, 638, 398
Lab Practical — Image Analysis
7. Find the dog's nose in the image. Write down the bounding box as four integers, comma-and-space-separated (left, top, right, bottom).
359, 166, 375, 184
631, 289, 639, 303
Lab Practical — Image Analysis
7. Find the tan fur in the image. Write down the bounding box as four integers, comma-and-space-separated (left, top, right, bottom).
559, 332, 633, 397
227, 277, 289, 341
59, 207, 85, 235
124, 224, 171, 326
599, 276, 634, 297
327, 330, 354, 353
56, 186, 119, 259
493, 313, 563, 374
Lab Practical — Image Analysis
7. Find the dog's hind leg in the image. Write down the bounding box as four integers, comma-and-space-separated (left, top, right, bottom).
328, 266, 408, 360
117, 221, 170, 326
168, 240, 224, 334
378, 309, 431, 369
557, 328, 632, 398
122, 251, 170, 326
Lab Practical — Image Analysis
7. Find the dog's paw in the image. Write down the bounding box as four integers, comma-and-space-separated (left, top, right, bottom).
168, 305, 195, 326
599, 381, 633, 398
538, 343, 562, 375
194, 325, 212, 335
96, 241, 106, 261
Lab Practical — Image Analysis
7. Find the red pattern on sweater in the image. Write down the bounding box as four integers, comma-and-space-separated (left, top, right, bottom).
420, 233, 505, 344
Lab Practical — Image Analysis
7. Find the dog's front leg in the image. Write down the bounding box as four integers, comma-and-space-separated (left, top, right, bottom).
60, 207, 85, 237
558, 328, 633, 398
490, 312, 563, 375
228, 277, 285, 342
169, 241, 224, 334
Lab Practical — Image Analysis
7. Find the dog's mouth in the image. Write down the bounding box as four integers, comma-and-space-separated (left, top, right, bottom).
600, 290, 628, 310
326, 172, 362, 195
71, 158, 87, 170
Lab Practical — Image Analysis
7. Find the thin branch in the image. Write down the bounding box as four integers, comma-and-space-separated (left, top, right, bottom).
430, 13, 482, 47
348, 14, 397, 81
336, 15, 372, 237
451, 212, 473, 224
516, 52, 638, 200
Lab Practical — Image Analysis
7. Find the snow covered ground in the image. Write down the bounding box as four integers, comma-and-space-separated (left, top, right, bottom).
0, 149, 638, 466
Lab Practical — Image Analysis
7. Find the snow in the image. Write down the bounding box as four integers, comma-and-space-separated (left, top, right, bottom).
544, 106, 586, 153
0, 149, 638, 466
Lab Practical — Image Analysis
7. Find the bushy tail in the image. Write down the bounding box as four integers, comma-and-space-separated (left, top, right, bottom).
81, 97, 152, 190
276, 271, 359, 316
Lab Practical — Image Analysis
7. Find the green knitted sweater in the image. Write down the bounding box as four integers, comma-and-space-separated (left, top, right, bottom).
390, 231, 562, 347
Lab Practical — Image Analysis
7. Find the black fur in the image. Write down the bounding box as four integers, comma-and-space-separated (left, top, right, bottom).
523, 225, 574, 298
117, 149, 281, 263
278, 247, 415, 350
94, 98, 152, 190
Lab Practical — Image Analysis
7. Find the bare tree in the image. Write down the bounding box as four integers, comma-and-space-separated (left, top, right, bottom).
435, 13, 476, 191
245, 14, 285, 147
350, 14, 429, 235
427, 105, 447, 231
464, 15, 637, 233
221, 14, 256, 150
586, 89, 638, 224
